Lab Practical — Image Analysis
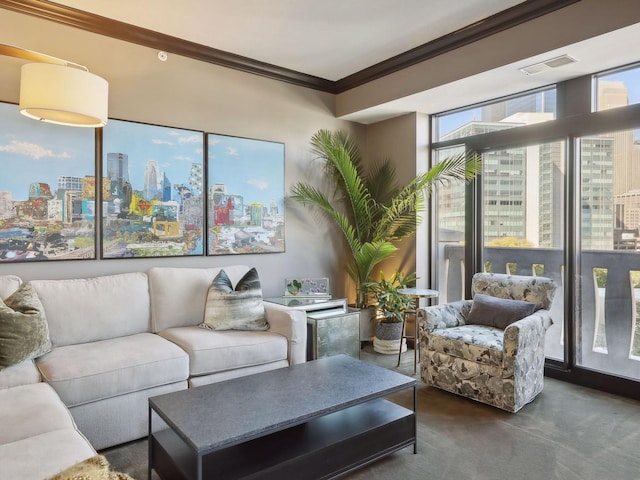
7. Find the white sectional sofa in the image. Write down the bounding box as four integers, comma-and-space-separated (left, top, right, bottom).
0, 266, 306, 480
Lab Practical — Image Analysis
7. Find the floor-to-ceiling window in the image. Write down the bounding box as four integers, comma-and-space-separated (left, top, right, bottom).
429, 63, 640, 398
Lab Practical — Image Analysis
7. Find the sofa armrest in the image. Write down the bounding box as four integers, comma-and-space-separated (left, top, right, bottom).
503, 309, 553, 376
264, 303, 307, 365
417, 300, 473, 334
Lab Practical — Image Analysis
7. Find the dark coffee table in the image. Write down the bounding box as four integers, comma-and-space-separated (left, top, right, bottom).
148, 354, 416, 480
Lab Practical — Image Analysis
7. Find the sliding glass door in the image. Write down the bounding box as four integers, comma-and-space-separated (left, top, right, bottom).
577, 131, 640, 379
481, 142, 566, 361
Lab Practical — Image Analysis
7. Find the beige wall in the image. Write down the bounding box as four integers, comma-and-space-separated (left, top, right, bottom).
364, 113, 420, 283
0, 9, 364, 299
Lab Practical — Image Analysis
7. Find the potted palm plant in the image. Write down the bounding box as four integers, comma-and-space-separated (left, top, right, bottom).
367, 270, 416, 354
290, 129, 479, 337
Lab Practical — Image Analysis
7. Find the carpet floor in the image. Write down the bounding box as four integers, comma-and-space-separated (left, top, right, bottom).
102, 345, 640, 480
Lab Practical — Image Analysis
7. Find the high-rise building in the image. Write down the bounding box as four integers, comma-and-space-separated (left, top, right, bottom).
58, 176, 83, 192
106, 153, 129, 196
144, 160, 159, 200
189, 163, 203, 196
161, 172, 172, 202
438, 113, 613, 249
580, 135, 615, 250
598, 81, 640, 195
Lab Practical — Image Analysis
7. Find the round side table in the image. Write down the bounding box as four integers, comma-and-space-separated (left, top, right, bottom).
397, 288, 439, 373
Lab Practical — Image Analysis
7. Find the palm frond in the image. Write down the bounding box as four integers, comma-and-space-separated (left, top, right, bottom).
346, 240, 398, 287
417, 151, 481, 198
290, 182, 362, 253
365, 159, 399, 208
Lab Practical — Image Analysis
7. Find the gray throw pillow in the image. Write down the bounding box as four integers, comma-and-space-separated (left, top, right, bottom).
0, 282, 52, 371
200, 268, 269, 331
467, 293, 536, 329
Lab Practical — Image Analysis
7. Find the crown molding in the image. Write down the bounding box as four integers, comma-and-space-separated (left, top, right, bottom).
334, 0, 580, 93
0, 0, 578, 94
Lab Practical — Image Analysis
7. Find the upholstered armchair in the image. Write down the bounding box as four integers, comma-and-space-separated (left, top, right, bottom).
417, 273, 557, 412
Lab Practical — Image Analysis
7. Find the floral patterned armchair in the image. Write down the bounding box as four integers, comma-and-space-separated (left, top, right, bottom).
417, 273, 557, 412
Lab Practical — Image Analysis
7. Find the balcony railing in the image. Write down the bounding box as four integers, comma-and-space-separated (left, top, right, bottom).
439, 244, 640, 380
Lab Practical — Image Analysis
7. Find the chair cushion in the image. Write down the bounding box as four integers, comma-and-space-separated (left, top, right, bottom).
467, 293, 536, 329
36, 333, 189, 407
427, 325, 504, 367
159, 326, 288, 377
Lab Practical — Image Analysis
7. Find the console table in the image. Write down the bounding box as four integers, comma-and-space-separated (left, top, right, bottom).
148, 355, 416, 480
264, 297, 360, 360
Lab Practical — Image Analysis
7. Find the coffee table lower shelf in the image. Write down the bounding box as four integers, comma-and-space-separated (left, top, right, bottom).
151, 398, 415, 480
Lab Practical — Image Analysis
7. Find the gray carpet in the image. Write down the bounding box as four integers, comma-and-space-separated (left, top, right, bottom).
102, 346, 640, 480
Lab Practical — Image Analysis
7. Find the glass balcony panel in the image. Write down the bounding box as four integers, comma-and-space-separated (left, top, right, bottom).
578, 132, 640, 380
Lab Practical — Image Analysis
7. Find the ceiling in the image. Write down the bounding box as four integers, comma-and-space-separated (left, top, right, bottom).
49, 0, 526, 82
33, 1, 640, 123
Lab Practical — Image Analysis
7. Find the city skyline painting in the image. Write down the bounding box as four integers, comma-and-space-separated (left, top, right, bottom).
207, 133, 285, 255
102, 119, 204, 258
0, 101, 96, 262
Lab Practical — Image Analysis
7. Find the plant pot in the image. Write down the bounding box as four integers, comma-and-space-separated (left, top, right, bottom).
373, 321, 406, 355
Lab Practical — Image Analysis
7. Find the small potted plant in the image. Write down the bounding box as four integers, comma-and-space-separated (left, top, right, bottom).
367, 270, 416, 354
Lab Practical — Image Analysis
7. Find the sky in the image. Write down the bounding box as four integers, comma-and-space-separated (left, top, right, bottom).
103, 119, 203, 194
0, 103, 284, 211
207, 133, 284, 209
0, 102, 94, 199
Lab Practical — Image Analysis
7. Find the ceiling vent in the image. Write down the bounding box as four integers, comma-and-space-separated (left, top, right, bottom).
519, 54, 578, 76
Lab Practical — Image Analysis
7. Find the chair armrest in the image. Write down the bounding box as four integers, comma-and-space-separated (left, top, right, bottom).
264, 303, 308, 365
417, 300, 473, 333
503, 309, 553, 374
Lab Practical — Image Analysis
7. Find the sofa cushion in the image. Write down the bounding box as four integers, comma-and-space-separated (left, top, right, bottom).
158, 326, 288, 377
30, 273, 150, 348
467, 293, 536, 329
201, 268, 269, 331
0, 274, 21, 299
36, 333, 189, 407
0, 382, 77, 445
0, 429, 95, 480
0, 283, 52, 371
0, 359, 41, 389
427, 324, 504, 367
148, 265, 252, 332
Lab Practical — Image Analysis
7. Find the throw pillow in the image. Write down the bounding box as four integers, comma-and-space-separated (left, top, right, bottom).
48, 454, 134, 480
200, 268, 269, 331
467, 293, 536, 329
0, 282, 51, 371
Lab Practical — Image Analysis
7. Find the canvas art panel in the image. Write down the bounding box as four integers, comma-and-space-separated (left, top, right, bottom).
102, 119, 204, 258
0, 101, 96, 262
207, 133, 285, 255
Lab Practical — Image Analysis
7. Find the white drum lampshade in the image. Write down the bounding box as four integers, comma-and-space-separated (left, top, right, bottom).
19, 63, 109, 127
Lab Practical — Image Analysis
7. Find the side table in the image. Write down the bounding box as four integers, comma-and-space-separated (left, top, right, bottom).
264, 297, 360, 360
397, 288, 438, 373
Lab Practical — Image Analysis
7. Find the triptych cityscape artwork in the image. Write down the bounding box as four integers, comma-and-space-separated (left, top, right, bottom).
0, 102, 285, 262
